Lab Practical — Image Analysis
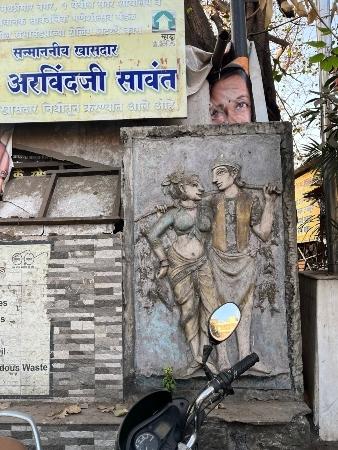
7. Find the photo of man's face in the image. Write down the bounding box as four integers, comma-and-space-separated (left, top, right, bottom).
209, 73, 252, 125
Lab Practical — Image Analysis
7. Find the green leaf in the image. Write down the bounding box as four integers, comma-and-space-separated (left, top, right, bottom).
306, 40, 327, 48
320, 55, 338, 71
309, 53, 326, 63
332, 47, 338, 55
317, 26, 333, 36
162, 366, 176, 394
272, 70, 283, 82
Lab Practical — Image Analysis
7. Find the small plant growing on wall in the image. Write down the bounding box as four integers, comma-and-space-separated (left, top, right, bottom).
163, 366, 176, 394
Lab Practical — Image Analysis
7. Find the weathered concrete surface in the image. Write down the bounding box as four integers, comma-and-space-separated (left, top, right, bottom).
313, 443, 338, 449
0, 175, 119, 218
0, 224, 116, 238
200, 416, 311, 450
210, 400, 310, 424
199, 400, 312, 450
183, 80, 211, 126
0, 403, 123, 426
0, 177, 49, 218
13, 122, 123, 168
11, 89, 210, 170
47, 175, 119, 217
300, 271, 338, 441
122, 123, 302, 398
11, 76, 260, 166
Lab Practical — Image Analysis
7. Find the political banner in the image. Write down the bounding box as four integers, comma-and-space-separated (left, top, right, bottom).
0, 0, 186, 123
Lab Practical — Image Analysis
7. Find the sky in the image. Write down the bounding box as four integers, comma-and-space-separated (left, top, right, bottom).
211, 302, 240, 323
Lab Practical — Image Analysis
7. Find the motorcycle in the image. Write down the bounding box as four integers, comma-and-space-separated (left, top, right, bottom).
0, 410, 42, 450
116, 302, 259, 450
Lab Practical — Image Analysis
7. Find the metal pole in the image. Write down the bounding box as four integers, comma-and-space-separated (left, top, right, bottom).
231, 0, 248, 57
317, 0, 338, 273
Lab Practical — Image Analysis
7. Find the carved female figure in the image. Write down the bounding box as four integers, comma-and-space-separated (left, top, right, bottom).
147, 171, 219, 373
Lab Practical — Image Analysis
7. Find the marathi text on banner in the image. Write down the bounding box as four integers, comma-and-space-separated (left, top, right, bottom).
0, 1, 186, 123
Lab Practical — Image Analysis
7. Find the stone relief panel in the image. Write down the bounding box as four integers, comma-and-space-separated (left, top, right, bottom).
125, 128, 294, 389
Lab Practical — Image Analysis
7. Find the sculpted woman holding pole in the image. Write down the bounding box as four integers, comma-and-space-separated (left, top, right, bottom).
147, 170, 220, 375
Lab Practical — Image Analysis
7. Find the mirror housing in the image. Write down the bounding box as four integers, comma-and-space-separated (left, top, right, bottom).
201, 303, 241, 379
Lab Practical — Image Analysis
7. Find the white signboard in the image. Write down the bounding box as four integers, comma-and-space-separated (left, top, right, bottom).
0, 244, 51, 396
0, 0, 187, 123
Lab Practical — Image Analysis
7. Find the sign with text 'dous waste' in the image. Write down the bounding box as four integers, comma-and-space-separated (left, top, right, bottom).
0, 0, 186, 123
0, 244, 51, 396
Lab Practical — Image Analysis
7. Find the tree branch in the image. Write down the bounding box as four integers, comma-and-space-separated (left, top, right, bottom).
268, 33, 290, 48
248, 17, 301, 37
307, 0, 338, 40
210, 12, 225, 33
185, 0, 216, 51
246, 5, 261, 21
211, 0, 230, 15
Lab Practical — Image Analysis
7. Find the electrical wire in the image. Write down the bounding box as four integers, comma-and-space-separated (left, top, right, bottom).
0, 200, 31, 215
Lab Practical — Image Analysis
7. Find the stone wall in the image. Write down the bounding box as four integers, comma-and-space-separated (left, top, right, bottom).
0, 423, 119, 450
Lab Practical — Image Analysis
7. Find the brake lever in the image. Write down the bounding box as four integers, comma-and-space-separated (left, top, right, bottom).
202, 345, 215, 380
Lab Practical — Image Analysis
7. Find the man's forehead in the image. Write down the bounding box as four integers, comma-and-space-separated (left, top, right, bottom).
210, 75, 250, 103
213, 165, 230, 172
211, 155, 240, 172
212, 74, 248, 88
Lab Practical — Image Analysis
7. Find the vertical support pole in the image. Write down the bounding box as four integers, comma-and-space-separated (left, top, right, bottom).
317, 0, 337, 273
231, 0, 248, 57
324, 175, 337, 273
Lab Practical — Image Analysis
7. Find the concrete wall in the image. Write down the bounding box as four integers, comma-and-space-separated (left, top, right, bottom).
11, 89, 210, 169
13, 122, 123, 168
300, 271, 338, 441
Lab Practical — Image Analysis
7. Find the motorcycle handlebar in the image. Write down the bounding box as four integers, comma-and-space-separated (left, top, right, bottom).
180, 354, 259, 449
211, 353, 259, 393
